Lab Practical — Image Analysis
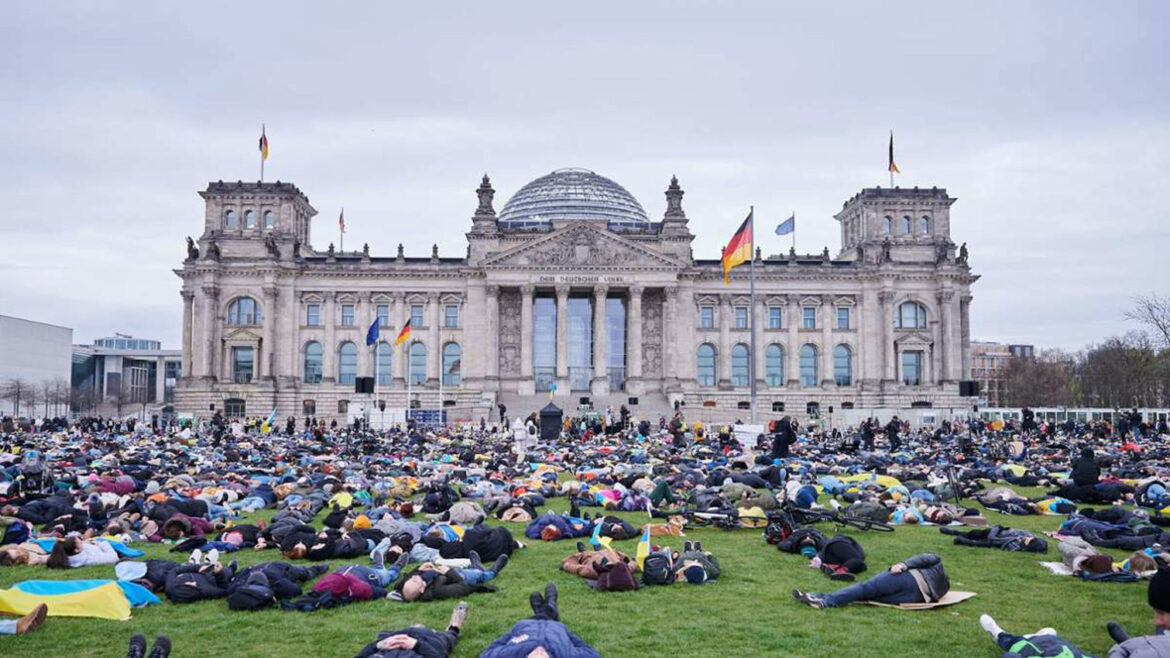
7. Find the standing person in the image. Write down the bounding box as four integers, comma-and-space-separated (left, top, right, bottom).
498, 403, 507, 426
885, 416, 902, 452
771, 416, 797, 460
862, 418, 875, 452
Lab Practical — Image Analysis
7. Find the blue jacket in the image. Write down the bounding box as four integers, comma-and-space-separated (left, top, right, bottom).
479, 619, 601, 658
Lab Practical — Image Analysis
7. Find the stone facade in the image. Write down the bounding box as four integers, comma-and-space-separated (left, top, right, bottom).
175, 173, 978, 423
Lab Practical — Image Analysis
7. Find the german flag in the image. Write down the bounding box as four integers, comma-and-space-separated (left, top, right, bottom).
393, 319, 411, 346
259, 125, 269, 161
888, 131, 899, 174
721, 210, 753, 284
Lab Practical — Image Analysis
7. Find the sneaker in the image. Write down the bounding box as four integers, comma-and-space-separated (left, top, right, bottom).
792, 589, 825, 609
371, 546, 386, 570
468, 550, 484, 571
491, 554, 509, 575
448, 601, 469, 631
980, 614, 1004, 639
684, 541, 693, 552
147, 635, 171, 658
187, 548, 203, 565
370, 537, 392, 562
126, 633, 147, 658
205, 548, 220, 566
392, 550, 410, 571
15, 603, 47, 636
576, 541, 587, 553
694, 542, 703, 552
645, 499, 654, 517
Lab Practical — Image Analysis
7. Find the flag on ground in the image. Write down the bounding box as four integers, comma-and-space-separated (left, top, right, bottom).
365, 317, 380, 346
721, 210, 754, 284
888, 131, 900, 174
775, 214, 795, 236
636, 525, 651, 570
393, 319, 411, 346
259, 126, 269, 161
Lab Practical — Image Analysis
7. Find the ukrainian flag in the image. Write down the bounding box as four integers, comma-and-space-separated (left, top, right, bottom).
636, 525, 651, 570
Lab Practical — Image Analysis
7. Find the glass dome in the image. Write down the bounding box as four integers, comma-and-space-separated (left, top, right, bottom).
498, 168, 648, 227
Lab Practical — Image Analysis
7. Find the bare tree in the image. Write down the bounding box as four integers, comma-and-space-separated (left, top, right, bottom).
1127, 294, 1170, 349
23, 387, 40, 421
39, 380, 54, 418
0, 378, 31, 417
51, 376, 69, 416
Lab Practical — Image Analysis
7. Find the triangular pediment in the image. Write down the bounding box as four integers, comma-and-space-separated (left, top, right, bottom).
223, 327, 263, 342
483, 223, 685, 270
894, 330, 933, 347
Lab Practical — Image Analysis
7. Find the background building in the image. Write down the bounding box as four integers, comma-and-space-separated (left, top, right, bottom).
176, 169, 979, 424
969, 341, 1035, 406
0, 315, 73, 417
72, 334, 182, 419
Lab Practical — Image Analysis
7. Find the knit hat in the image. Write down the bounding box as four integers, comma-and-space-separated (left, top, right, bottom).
1149, 568, 1170, 612
683, 565, 707, 585
800, 545, 818, 559
352, 514, 371, 530
115, 561, 147, 581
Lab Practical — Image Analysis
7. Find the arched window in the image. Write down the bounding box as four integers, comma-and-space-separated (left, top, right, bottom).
919, 216, 930, 235
895, 301, 928, 329
799, 344, 819, 387
901, 215, 911, 234
263, 210, 275, 229
731, 344, 750, 387
304, 342, 323, 384
834, 344, 853, 386
244, 210, 256, 229
696, 344, 717, 387
224, 209, 237, 230
375, 342, 392, 386
409, 342, 427, 385
883, 216, 892, 234
442, 342, 462, 387
227, 297, 261, 325
338, 342, 357, 385
765, 344, 785, 387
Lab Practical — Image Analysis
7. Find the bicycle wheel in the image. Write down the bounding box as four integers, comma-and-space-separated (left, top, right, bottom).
838, 514, 895, 532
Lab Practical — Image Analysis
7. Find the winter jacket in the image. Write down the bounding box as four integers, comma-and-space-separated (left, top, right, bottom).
1108, 634, 1170, 658
904, 553, 949, 603
354, 627, 458, 658
480, 619, 601, 658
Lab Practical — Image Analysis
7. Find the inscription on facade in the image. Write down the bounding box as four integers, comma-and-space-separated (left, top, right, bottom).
532, 274, 629, 285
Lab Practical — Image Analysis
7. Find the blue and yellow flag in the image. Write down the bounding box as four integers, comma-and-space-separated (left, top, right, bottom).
636, 525, 651, 570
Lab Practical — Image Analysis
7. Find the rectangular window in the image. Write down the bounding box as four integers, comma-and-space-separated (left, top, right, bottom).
232, 347, 254, 384
768, 307, 782, 329
802, 307, 816, 329
902, 350, 923, 386
302, 400, 316, 416
376, 305, 389, 327
338, 399, 349, 414
734, 307, 748, 329
700, 306, 715, 329
444, 305, 459, 328
836, 307, 850, 329
306, 304, 321, 326
341, 304, 355, 327
410, 304, 424, 328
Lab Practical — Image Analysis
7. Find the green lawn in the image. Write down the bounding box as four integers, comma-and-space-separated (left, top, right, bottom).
0, 488, 1153, 657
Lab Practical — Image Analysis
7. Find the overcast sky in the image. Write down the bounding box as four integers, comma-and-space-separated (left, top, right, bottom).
2, 1, 1167, 350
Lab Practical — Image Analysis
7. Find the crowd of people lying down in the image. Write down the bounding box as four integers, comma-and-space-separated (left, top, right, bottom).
1, 406, 1170, 656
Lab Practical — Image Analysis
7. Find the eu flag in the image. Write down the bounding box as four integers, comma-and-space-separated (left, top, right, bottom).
365, 317, 380, 346
775, 215, 795, 236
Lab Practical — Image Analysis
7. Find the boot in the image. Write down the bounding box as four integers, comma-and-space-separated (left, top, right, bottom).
15, 604, 47, 636
125, 633, 147, 658
491, 553, 509, 575
468, 550, 484, 571
147, 635, 172, 658
544, 583, 559, 621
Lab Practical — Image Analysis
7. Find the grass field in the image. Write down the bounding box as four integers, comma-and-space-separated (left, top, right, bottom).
0, 486, 1153, 657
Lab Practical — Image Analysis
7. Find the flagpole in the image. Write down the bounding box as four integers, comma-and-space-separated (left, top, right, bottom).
407, 342, 412, 429
749, 206, 757, 425
791, 211, 796, 252
373, 341, 379, 428
339, 207, 344, 253
438, 327, 444, 424
260, 123, 265, 183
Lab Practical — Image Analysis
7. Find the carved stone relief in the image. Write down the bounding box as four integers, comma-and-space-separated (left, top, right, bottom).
498, 289, 522, 376
641, 289, 663, 377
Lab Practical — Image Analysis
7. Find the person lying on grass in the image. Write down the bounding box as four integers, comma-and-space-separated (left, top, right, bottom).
393, 552, 509, 602
672, 541, 721, 584
480, 583, 601, 658
354, 601, 469, 658
940, 525, 1049, 552
792, 553, 949, 609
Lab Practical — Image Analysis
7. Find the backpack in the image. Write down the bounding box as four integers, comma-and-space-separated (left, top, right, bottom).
596, 561, 639, 591
765, 512, 796, 545
642, 552, 673, 586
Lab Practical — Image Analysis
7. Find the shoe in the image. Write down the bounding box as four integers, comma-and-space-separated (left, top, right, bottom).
1107, 621, 1130, 643
205, 548, 220, 565
393, 550, 410, 570
980, 614, 1004, 639
646, 499, 654, 517
370, 537, 391, 562
792, 589, 825, 609
15, 603, 47, 636
468, 550, 484, 571
529, 592, 545, 616
126, 633, 146, 658
188, 548, 203, 565
544, 583, 558, 620
491, 554, 509, 575
576, 541, 587, 553
448, 601, 469, 631
371, 546, 386, 570
694, 542, 703, 552
684, 541, 692, 552
311, 564, 330, 577
147, 635, 171, 658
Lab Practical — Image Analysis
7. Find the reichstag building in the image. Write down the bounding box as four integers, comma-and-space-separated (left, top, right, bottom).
174, 167, 978, 423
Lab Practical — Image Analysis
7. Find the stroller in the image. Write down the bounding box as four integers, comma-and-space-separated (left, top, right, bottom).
18, 449, 54, 494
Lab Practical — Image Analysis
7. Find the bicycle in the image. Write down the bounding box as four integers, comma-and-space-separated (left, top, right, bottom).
776, 500, 895, 533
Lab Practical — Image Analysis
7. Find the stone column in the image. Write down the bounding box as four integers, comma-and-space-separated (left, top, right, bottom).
591, 285, 609, 395
555, 285, 569, 393
519, 286, 535, 395
428, 292, 440, 384
180, 290, 194, 380
820, 295, 834, 387
786, 295, 800, 386
155, 356, 166, 403
262, 284, 278, 379
879, 290, 895, 384
392, 292, 406, 387
357, 292, 372, 379
282, 283, 298, 384
662, 287, 678, 385
753, 295, 766, 388
718, 294, 731, 388
628, 286, 643, 390
201, 284, 219, 380
323, 292, 337, 383
936, 291, 954, 384
960, 295, 972, 380
486, 285, 500, 383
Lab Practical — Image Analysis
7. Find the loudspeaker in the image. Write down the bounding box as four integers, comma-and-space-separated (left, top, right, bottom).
828, 405, 834, 414
355, 377, 374, 394
959, 381, 979, 397
627, 397, 639, 406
